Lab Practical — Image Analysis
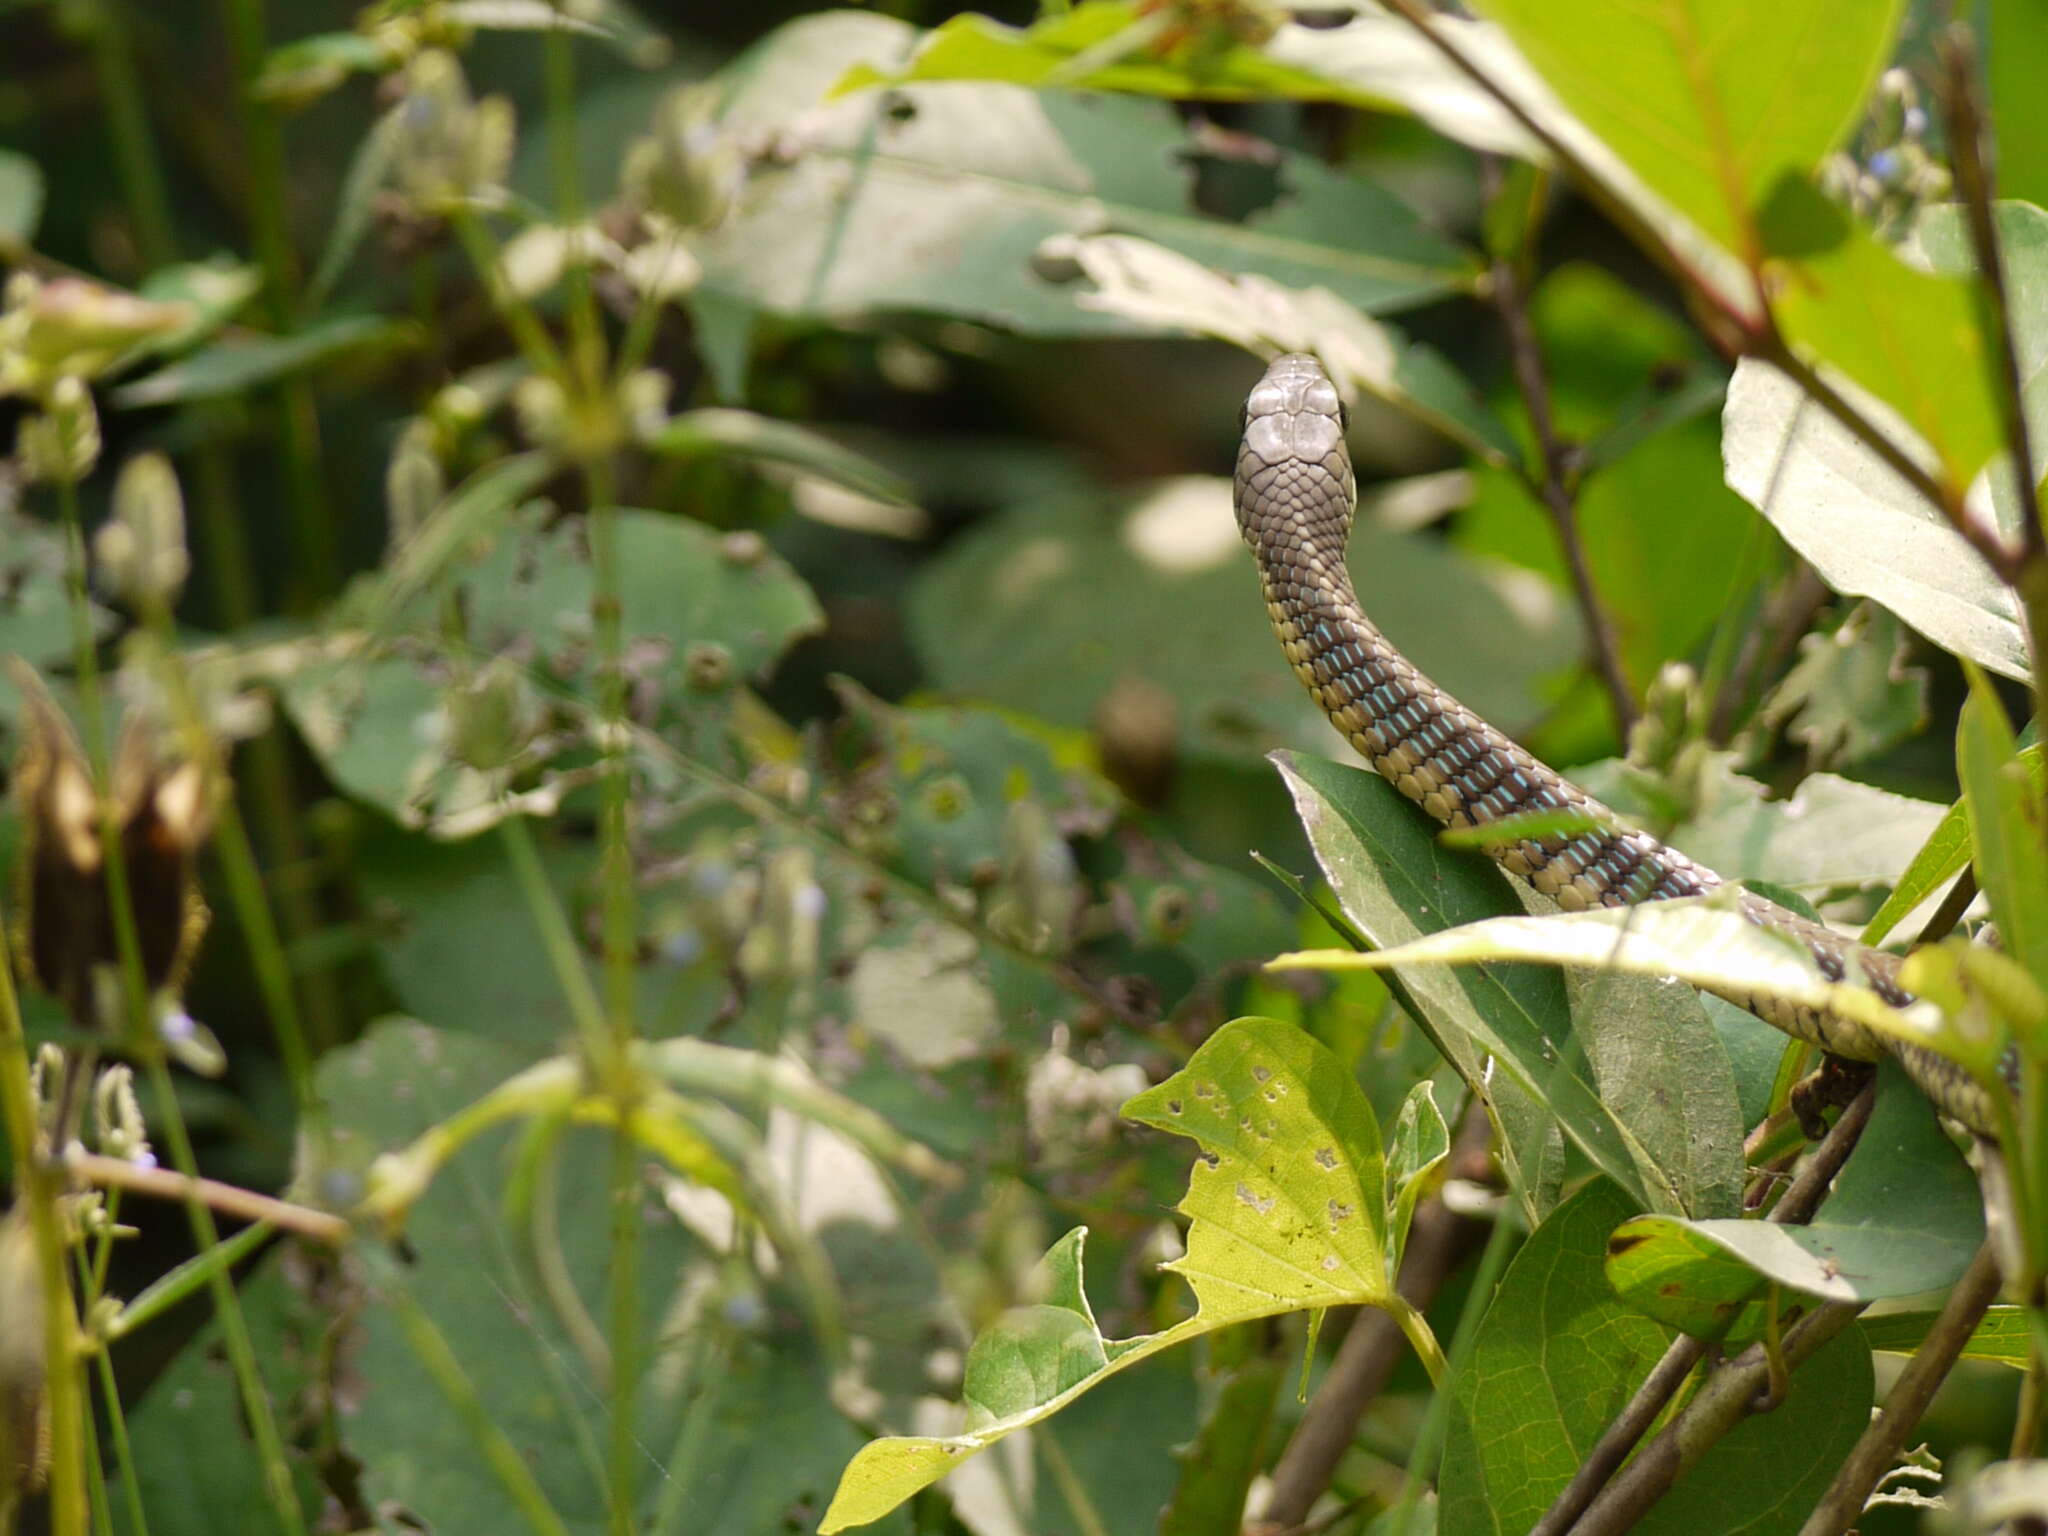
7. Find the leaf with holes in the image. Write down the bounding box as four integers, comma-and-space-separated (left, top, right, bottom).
820, 1016, 1426, 1532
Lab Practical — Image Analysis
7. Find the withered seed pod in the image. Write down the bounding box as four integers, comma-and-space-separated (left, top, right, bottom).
6, 660, 212, 1030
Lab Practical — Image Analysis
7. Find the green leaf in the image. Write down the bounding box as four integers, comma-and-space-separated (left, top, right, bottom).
1439, 1182, 1668, 1535
308, 106, 404, 309
1442, 1180, 1876, 1536
316, 1019, 882, 1535
1045, 233, 1515, 464
255, 30, 394, 107
821, 1017, 1413, 1531
1276, 898, 1932, 1062
1275, 751, 1743, 1220
694, 15, 1476, 332
112, 313, 410, 406
909, 485, 1577, 762
1605, 1061, 1983, 1342
1157, 1358, 1283, 1536
1991, 0, 2048, 211
0, 149, 44, 245
1958, 669, 2048, 986
1757, 604, 1929, 768
458, 506, 826, 690
1862, 1304, 2030, 1368
127, 1256, 324, 1533
1759, 177, 2000, 492
1723, 203, 2048, 682
1863, 740, 2043, 947
1387, 1080, 1450, 1272
1475, 0, 1901, 265
370, 450, 560, 628
645, 409, 916, 506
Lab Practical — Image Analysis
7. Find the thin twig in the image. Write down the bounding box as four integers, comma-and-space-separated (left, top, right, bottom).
1707, 564, 1829, 744
66, 1149, 352, 1246
1940, 28, 2045, 570
1572, 1299, 1865, 1536
1531, 1085, 1875, 1535
1915, 867, 1981, 948
1796, 1240, 2002, 1536
1480, 155, 1638, 737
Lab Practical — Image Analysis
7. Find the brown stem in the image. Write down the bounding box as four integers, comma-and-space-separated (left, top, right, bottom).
1480, 156, 1638, 737
1530, 1086, 1874, 1535
1706, 564, 1829, 743
66, 1149, 351, 1246
1570, 1299, 1864, 1536
1915, 867, 1981, 948
1940, 28, 2044, 570
1795, 1241, 2002, 1536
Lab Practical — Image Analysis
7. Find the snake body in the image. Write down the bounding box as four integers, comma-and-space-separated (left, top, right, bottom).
1236, 352, 1990, 1134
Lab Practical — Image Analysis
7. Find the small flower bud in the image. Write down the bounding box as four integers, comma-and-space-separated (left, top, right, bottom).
385, 419, 445, 555
17, 376, 101, 484
95, 452, 190, 607
92, 1064, 151, 1165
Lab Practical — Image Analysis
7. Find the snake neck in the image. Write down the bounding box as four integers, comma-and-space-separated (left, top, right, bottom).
1254, 550, 1724, 914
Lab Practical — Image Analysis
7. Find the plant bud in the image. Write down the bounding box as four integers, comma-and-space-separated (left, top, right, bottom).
95, 452, 190, 607
0, 275, 191, 397
92, 1064, 150, 1165
620, 85, 741, 230
391, 51, 516, 213
17, 376, 101, 484
385, 418, 445, 555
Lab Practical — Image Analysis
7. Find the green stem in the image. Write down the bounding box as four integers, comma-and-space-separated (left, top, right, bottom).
86, 0, 176, 268
497, 816, 610, 1062
544, 24, 606, 395
452, 209, 572, 384
57, 476, 308, 1536
0, 913, 86, 1536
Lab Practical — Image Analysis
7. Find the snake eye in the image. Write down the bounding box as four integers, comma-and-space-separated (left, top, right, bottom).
1337, 399, 1350, 431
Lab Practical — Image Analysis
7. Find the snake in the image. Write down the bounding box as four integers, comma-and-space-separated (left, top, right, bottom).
1235, 351, 1992, 1136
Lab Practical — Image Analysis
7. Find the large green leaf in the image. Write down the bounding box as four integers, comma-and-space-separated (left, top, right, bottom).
1274, 752, 1744, 1221
1958, 670, 2048, 988
1724, 204, 2048, 682
1760, 179, 2001, 493
1440, 1180, 1875, 1536
1276, 897, 1935, 1058
692, 14, 1476, 332
1605, 1061, 1983, 1342
1473, 0, 1900, 266
320, 1019, 907, 1536
821, 1016, 1419, 1532
908, 483, 1577, 763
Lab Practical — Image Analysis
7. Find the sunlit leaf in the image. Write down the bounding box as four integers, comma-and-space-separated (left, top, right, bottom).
821, 1017, 1415, 1531
1474, 0, 1901, 265
1275, 751, 1743, 1220
112, 314, 410, 406
1861, 1304, 2030, 1368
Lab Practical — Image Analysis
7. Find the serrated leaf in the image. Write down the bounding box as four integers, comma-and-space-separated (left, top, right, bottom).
821, 1017, 1410, 1531
1275, 751, 1742, 1220
1604, 1061, 1982, 1342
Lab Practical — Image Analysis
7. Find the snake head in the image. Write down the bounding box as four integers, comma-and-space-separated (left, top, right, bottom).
1234, 352, 1355, 553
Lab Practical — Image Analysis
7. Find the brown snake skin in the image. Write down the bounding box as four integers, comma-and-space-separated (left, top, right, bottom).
1236, 352, 1991, 1135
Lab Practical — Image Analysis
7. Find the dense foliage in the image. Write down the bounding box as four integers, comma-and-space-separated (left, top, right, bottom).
3, 2, 2048, 1534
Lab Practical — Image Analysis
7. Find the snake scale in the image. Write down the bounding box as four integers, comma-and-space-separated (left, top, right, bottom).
1236, 352, 1991, 1135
